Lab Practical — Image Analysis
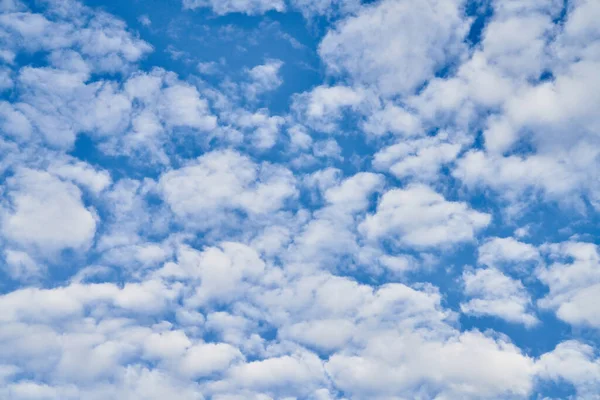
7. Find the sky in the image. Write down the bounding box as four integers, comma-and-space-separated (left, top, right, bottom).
0, 0, 600, 399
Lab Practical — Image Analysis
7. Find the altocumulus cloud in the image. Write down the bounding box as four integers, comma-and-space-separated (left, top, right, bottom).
0, 0, 600, 399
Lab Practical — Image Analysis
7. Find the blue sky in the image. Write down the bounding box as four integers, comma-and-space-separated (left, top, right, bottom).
1, 0, 600, 399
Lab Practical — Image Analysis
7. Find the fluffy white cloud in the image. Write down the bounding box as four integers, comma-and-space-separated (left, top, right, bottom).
250, 271, 540, 399
0, 1, 152, 73
326, 330, 536, 399
0, 168, 97, 255
361, 103, 422, 137
1, 0, 599, 398
0, 101, 32, 139
182, 0, 285, 15
6, 62, 215, 154
359, 185, 491, 248
180, 342, 243, 378
319, 0, 469, 96
289, 172, 384, 265
3, 249, 42, 281
478, 237, 540, 270
224, 352, 327, 394
537, 340, 600, 398
460, 267, 538, 327
292, 85, 367, 132
279, 319, 355, 352
244, 59, 283, 99
47, 159, 112, 194
159, 149, 297, 227
372, 133, 464, 182
537, 241, 600, 329
291, 0, 360, 18
0, 366, 205, 400
230, 109, 285, 149
162, 242, 266, 306
14, 66, 131, 147
440, 0, 600, 209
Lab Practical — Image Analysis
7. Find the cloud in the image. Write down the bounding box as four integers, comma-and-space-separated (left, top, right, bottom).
164, 242, 266, 307
159, 149, 297, 228
460, 267, 538, 327
244, 59, 284, 99
1, 168, 97, 255
433, 0, 600, 210
138, 14, 151, 26
478, 237, 540, 270
47, 159, 112, 194
326, 330, 536, 399
3, 249, 42, 281
292, 85, 367, 132
290, 0, 361, 18
359, 185, 491, 248
229, 109, 285, 149
537, 241, 600, 329
289, 172, 384, 266
182, 0, 285, 15
0, 2, 152, 73
5, 60, 215, 154
372, 133, 464, 182
537, 340, 600, 398
361, 103, 422, 137
1, 0, 600, 398
224, 352, 327, 394
319, 0, 469, 96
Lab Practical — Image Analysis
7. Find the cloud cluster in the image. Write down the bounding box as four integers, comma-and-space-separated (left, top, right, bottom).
1, 0, 599, 398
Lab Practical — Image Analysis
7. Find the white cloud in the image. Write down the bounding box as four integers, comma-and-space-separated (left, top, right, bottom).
291, 0, 361, 18
0, 101, 32, 140
180, 342, 243, 378
279, 319, 355, 352
224, 352, 326, 393
1, 0, 600, 398
244, 59, 283, 99
359, 185, 491, 248
182, 0, 285, 15
319, 0, 469, 96
0, 168, 97, 255
159, 149, 297, 227
0, 3, 152, 73
197, 61, 222, 76
454, 150, 592, 206
231, 109, 285, 149
439, 0, 600, 209
96, 178, 169, 255
138, 14, 151, 26
460, 267, 538, 327
537, 241, 600, 329
323, 172, 384, 213
164, 242, 266, 306
326, 330, 536, 399
3, 249, 43, 281
292, 85, 366, 132
47, 159, 112, 194
480, 8, 553, 79
289, 172, 384, 265
7, 64, 215, 154
361, 103, 422, 137
13, 66, 131, 148
372, 133, 464, 182
478, 237, 540, 270
0, 66, 12, 90
537, 340, 600, 398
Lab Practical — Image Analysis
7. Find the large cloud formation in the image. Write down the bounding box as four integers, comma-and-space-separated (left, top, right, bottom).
1, 0, 599, 398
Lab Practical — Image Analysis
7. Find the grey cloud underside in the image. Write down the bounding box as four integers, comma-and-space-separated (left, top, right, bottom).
1, 0, 600, 398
